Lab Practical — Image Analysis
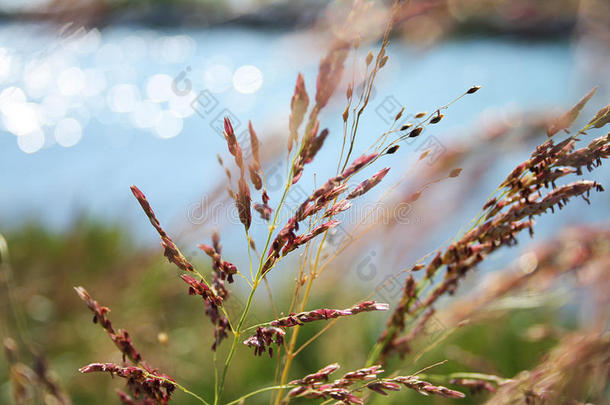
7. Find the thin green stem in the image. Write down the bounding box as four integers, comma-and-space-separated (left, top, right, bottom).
216, 164, 295, 404
246, 229, 254, 281
418, 372, 510, 385
0, 234, 29, 345
213, 351, 219, 405
217, 281, 258, 404
173, 382, 210, 405
141, 371, 210, 405
225, 385, 295, 405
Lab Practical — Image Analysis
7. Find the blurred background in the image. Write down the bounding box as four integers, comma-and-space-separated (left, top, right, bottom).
1, 0, 609, 404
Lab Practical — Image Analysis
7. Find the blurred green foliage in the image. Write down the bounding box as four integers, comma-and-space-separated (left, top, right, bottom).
1, 221, 570, 404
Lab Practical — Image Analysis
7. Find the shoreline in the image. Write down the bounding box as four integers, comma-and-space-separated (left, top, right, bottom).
0, 1, 577, 40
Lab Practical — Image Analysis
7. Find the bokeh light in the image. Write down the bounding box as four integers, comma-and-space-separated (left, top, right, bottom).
154, 110, 182, 139
146, 74, 173, 102
107, 83, 140, 113
203, 64, 233, 93
16, 128, 45, 153
233, 64, 263, 94
54, 117, 82, 147
131, 99, 162, 129
57, 66, 85, 96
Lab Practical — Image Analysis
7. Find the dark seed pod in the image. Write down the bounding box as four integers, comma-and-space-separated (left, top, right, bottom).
395, 107, 405, 121
379, 55, 389, 68
430, 114, 444, 124
386, 145, 400, 154
449, 168, 462, 178
408, 127, 423, 138
467, 85, 481, 94
400, 123, 413, 131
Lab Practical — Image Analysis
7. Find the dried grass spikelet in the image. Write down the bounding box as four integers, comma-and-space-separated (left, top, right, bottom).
222, 117, 253, 230
262, 152, 379, 274
487, 331, 609, 404
129, 186, 228, 348
388, 376, 465, 398
74, 288, 179, 403
79, 363, 176, 404
442, 225, 610, 328
322, 199, 352, 218
196, 230, 233, 350
347, 167, 390, 199
236, 177, 252, 230
282, 219, 340, 255
292, 123, 329, 184
449, 378, 497, 394
253, 202, 272, 221
269, 301, 389, 328
244, 302, 387, 357
315, 39, 351, 110
588, 104, 610, 128
546, 86, 597, 136
377, 94, 610, 362
198, 241, 237, 284
386, 308, 437, 356
248, 121, 261, 172
130, 185, 195, 273
381, 179, 603, 359
254, 189, 272, 221
3, 339, 29, 402
180, 275, 223, 306
341, 152, 379, 178
4, 339, 71, 405
553, 133, 609, 175
287, 362, 464, 404
247, 121, 264, 191
290, 363, 342, 385
288, 73, 309, 153
223, 117, 244, 176
74, 287, 143, 364
288, 3, 365, 184
248, 163, 262, 190
242, 327, 285, 357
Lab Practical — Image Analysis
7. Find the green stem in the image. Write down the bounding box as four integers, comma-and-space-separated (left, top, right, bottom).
225, 385, 295, 405
173, 382, 210, 405
418, 372, 509, 385
246, 229, 254, 281
215, 171, 294, 404
217, 283, 258, 404
142, 371, 210, 405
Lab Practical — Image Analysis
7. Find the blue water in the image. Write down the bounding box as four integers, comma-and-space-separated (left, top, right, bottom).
0, 23, 608, 248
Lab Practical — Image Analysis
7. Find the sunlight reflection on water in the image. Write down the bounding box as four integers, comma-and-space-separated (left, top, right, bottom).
0, 22, 608, 239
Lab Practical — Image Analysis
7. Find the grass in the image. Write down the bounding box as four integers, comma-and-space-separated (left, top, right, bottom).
2, 0, 609, 404
0, 221, 586, 405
